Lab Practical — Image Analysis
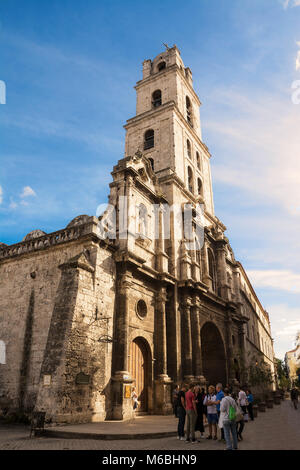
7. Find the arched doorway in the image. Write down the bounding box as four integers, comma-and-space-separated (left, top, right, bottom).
201, 322, 227, 386
129, 337, 151, 412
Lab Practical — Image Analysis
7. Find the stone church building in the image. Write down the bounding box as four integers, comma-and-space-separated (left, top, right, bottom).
0, 46, 276, 423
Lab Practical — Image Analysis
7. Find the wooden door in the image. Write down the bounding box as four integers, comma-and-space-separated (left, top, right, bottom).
129, 338, 148, 412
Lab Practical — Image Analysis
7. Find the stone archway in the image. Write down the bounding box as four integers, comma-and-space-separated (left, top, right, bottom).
129, 337, 152, 412
201, 322, 227, 386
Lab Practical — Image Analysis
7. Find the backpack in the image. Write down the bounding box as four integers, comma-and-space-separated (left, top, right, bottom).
228, 398, 236, 421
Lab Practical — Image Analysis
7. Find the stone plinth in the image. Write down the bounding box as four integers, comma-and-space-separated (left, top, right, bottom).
111, 371, 134, 421
154, 375, 173, 415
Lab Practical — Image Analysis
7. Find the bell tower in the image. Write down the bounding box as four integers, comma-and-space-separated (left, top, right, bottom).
124, 45, 215, 219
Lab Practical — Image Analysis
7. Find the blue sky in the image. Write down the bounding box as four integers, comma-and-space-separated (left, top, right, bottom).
1, 0, 300, 359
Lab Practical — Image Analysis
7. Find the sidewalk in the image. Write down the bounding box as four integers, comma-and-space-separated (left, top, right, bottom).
0, 399, 299, 450
41, 415, 178, 440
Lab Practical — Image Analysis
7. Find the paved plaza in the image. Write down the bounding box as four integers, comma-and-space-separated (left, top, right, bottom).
0, 399, 299, 451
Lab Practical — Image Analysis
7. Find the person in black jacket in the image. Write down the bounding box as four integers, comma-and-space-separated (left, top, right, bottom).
290, 387, 299, 409
194, 385, 206, 439
176, 384, 187, 440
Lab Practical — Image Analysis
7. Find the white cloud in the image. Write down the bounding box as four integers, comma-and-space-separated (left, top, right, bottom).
20, 186, 36, 198
266, 303, 300, 358
296, 42, 300, 70
247, 270, 300, 294
0, 186, 3, 204
206, 88, 300, 216
9, 200, 17, 210
282, 0, 300, 8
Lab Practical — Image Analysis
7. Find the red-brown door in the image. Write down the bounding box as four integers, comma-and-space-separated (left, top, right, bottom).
129, 338, 148, 412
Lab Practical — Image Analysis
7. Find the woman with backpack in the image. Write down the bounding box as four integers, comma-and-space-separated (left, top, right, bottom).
218, 388, 239, 450
232, 392, 245, 441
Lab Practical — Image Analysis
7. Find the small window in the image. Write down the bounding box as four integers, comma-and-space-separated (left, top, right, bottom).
187, 166, 193, 193
144, 129, 154, 150
157, 61, 166, 72
187, 139, 191, 158
197, 178, 203, 196
149, 158, 154, 171
186, 96, 193, 126
152, 90, 162, 108
196, 152, 201, 170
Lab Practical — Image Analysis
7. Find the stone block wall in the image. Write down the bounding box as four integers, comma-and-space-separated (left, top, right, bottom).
0, 238, 116, 422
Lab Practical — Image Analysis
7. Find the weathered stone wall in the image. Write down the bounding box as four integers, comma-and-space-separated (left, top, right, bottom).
0, 238, 116, 421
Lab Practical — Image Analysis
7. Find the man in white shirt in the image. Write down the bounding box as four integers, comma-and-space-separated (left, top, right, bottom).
238, 387, 248, 414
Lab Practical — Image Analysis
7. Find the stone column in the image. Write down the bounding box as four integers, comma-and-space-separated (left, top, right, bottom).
225, 310, 237, 387
201, 243, 212, 289
155, 204, 168, 273
238, 322, 247, 385
154, 287, 172, 414
233, 267, 243, 313
191, 296, 206, 385
216, 239, 230, 300
180, 296, 194, 382
111, 270, 134, 420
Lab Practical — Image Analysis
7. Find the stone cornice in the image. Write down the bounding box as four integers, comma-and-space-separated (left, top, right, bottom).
0, 218, 114, 262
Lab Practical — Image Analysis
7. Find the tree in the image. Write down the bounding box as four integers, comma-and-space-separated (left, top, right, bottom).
249, 358, 273, 388
276, 358, 290, 390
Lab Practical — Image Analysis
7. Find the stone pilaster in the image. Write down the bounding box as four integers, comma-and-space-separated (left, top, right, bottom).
238, 322, 247, 385
191, 296, 206, 385
111, 270, 133, 420
225, 310, 237, 386
154, 287, 173, 414
155, 204, 169, 273
201, 243, 212, 289
233, 267, 243, 314
180, 296, 194, 382
216, 239, 230, 300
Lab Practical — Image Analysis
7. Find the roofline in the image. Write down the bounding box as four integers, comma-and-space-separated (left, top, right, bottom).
237, 261, 270, 324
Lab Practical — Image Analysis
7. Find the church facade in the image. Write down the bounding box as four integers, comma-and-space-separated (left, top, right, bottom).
0, 46, 276, 423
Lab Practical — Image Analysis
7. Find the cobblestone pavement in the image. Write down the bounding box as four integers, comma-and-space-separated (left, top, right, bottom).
0, 400, 299, 451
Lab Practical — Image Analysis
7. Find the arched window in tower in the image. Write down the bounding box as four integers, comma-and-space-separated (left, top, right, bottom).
186, 96, 193, 126
208, 248, 217, 292
187, 139, 192, 158
137, 204, 148, 237
152, 90, 162, 108
144, 129, 154, 150
157, 61, 166, 72
187, 166, 194, 193
197, 178, 203, 197
196, 152, 201, 170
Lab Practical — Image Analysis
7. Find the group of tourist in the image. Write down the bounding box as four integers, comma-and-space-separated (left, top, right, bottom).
173, 382, 254, 450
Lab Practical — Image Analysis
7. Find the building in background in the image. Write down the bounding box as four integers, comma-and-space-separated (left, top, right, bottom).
285, 332, 300, 385
0, 46, 276, 423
